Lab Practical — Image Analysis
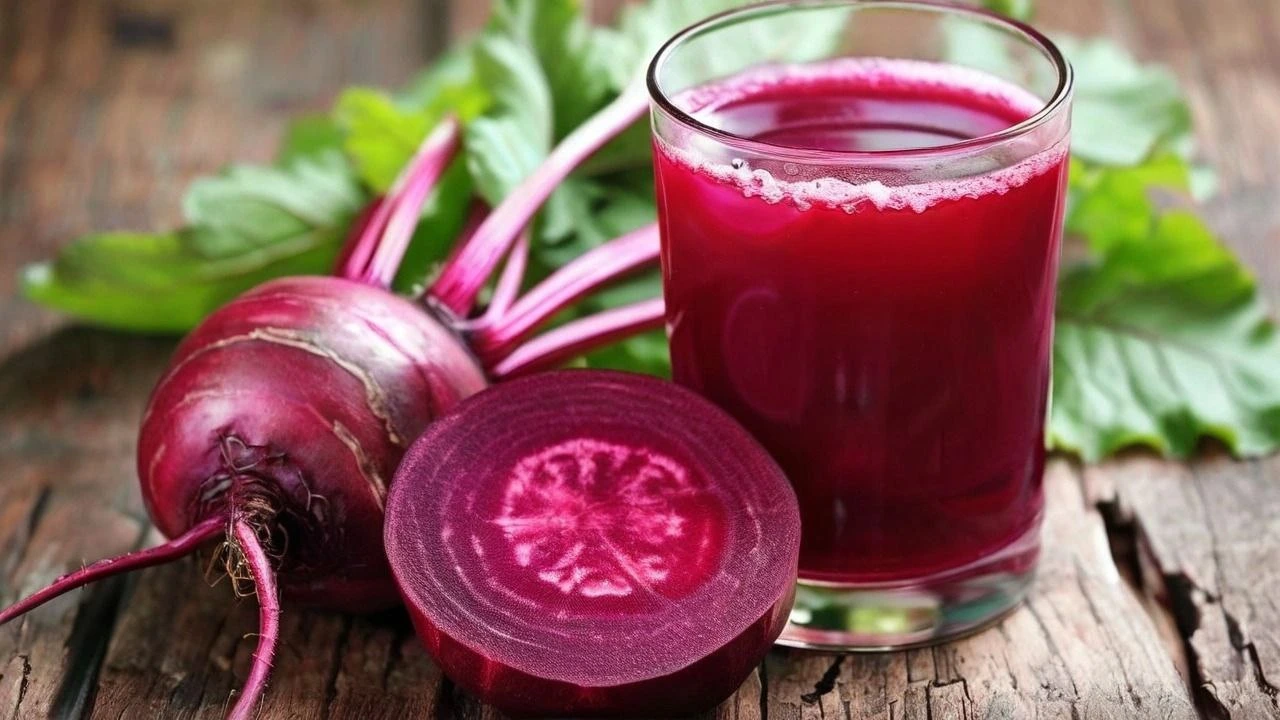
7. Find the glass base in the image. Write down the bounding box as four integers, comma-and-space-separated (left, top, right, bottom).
778, 529, 1039, 650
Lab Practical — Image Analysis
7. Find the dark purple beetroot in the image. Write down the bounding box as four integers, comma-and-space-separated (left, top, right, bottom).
385, 370, 800, 718
138, 275, 487, 612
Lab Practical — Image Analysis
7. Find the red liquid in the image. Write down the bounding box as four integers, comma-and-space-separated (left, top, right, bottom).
654, 59, 1069, 584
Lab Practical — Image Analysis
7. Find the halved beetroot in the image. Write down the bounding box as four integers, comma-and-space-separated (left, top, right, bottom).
385, 370, 800, 717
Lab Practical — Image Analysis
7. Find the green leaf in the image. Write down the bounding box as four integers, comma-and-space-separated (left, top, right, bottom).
585, 329, 672, 378
335, 89, 438, 193
182, 151, 365, 256
489, 0, 622, 137
1058, 36, 1194, 167
532, 177, 656, 268
336, 80, 487, 193
590, 0, 851, 177
464, 34, 555, 205
1051, 212, 1280, 460
336, 46, 488, 193
22, 228, 342, 334
982, 0, 1034, 21
619, 0, 847, 88
1067, 153, 1191, 251
276, 115, 344, 165
539, 181, 668, 377
615, 0, 740, 75
580, 117, 654, 177
942, 13, 1035, 81
944, 30, 1193, 170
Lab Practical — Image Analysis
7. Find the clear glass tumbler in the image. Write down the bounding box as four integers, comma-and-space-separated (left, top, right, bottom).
648, 0, 1073, 649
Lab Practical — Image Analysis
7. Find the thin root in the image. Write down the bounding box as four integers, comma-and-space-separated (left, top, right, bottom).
0, 516, 225, 626
225, 518, 281, 720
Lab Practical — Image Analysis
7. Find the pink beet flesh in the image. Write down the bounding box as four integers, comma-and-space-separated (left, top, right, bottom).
139, 276, 487, 612
385, 370, 800, 717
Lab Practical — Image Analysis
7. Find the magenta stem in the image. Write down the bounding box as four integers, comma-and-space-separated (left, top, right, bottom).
337, 197, 394, 282
473, 223, 660, 364
484, 232, 530, 322
0, 516, 225, 626
337, 116, 462, 288
331, 199, 385, 278
428, 82, 650, 316
226, 519, 281, 720
492, 297, 666, 379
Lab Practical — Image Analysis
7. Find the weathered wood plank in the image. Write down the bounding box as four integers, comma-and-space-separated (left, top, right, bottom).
1087, 458, 1280, 719
766, 462, 1196, 720
0, 329, 172, 719
89, 555, 445, 719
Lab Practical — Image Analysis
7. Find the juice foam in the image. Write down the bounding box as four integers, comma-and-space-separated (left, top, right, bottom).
663, 57, 1066, 214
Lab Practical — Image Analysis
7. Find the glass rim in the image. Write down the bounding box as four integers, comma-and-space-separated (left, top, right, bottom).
646, 0, 1074, 160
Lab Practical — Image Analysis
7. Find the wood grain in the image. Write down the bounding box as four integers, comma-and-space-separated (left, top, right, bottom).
764, 462, 1195, 720
1086, 457, 1280, 719
0, 0, 1277, 718
1066, 0, 1280, 716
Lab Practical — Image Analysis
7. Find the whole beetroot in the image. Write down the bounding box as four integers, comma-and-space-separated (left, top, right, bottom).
139, 276, 487, 612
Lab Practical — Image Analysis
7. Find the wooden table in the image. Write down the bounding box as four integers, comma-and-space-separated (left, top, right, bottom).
1, 0, 1277, 718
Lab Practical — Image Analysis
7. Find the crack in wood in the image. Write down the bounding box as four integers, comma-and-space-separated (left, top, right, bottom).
50, 569, 133, 718
6, 654, 31, 720
1089, 457, 1280, 719
1223, 608, 1280, 709
320, 616, 354, 720
431, 674, 458, 720
801, 655, 845, 704
19, 488, 50, 560
1166, 572, 1232, 720
1, 486, 51, 584
1094, 483, 1220, 718
379, 619, 415, 691
759, 657, 769, 720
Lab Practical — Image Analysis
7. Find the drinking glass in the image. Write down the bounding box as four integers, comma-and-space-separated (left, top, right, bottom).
648, 0, 1073, 649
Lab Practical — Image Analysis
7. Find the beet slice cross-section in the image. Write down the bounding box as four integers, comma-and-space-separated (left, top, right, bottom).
385, 370, 801, 718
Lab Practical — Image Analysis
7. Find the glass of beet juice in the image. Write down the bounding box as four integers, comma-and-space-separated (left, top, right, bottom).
648, 0, 1073, 649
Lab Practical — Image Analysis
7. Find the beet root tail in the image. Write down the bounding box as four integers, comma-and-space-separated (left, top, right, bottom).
225, 518, 282, 720
0, 515, 225, 626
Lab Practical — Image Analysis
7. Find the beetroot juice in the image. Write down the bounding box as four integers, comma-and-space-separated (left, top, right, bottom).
651, 37, 1072, 645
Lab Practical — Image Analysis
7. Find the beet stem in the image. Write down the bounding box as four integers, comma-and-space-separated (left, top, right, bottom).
331, 198, 386, 278
427, 82, 650, 316
472, 223, 660, 365
226, 519, 282, 720
492, 296, 666, 378
0, 515, 225, 626
482, 231, 530, 323
423, 200, 488, 321
338, 116, 462, 288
